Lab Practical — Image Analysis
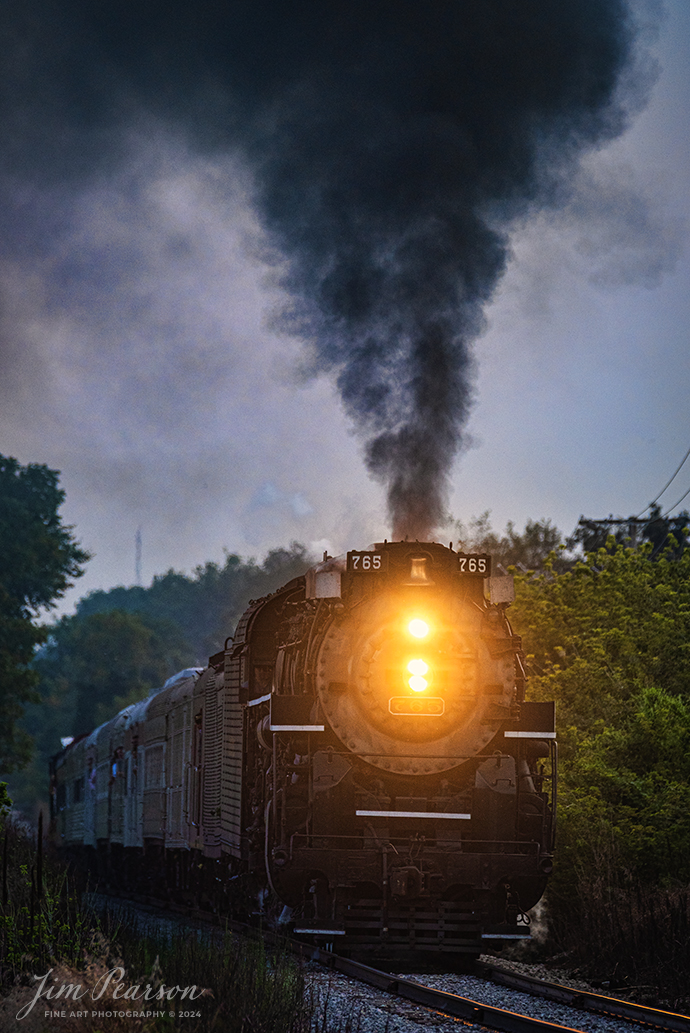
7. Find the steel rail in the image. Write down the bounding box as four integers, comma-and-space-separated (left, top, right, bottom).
477, 961, 690, 1033
299, 943, 585, 1033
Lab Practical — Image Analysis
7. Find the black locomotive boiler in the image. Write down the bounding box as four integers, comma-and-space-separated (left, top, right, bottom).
51, 540, 556, 963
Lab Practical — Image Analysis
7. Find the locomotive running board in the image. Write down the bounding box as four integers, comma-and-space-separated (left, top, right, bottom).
481, 932, 532, 939
293, 928, 346, 935
356, 810, 471, 819
504, 731, 556, 738
270, 724, 325, 732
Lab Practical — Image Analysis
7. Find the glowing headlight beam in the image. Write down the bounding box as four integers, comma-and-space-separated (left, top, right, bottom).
408, 619, 429, 638
407, 659, 430, 691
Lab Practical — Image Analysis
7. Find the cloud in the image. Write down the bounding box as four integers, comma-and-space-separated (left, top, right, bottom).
0, 128, 385, 600
0, 0, 659, 542
1, 0, 683, 609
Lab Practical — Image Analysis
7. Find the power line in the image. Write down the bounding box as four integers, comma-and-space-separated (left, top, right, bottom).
636, 443, 690, 518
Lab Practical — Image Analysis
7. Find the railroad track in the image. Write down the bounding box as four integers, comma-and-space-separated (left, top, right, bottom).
474, 961, 690, 1033
303, 944, 690, 1033
92, 892, 690, 1033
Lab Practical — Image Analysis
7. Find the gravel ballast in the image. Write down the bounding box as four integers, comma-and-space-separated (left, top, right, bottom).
306, 955, 659, 1033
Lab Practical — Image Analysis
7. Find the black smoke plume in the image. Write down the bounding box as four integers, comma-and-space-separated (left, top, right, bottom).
1, 0, 645, 539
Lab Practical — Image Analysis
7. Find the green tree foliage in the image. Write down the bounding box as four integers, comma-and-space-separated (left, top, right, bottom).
514, 543, 690, 734
75, 542, 313, 661
566, 686, 690, 884
511, 543, 690, 898
0, 455, 88, 771
37, 609, 192, 734
6, 610, 191, 818
0, 781, 11, 815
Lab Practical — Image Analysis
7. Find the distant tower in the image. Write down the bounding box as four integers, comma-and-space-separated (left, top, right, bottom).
135, 527, 142, 586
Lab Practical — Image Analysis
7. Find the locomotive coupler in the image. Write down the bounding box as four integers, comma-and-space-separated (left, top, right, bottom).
389, 865, 424, 898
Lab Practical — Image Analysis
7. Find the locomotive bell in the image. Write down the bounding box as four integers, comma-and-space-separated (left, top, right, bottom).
404, 556, 434, 585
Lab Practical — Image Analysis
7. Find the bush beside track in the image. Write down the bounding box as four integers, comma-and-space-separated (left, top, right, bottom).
0, 814, 313, 1033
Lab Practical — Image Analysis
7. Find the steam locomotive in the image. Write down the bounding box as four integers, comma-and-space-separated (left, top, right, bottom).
51, 540, 556, 963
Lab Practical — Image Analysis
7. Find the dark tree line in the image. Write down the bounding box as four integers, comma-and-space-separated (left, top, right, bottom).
450, 511, 564, 571
44, 541, 314, 738
75, 543, 313, 662
0, 455, 88, 774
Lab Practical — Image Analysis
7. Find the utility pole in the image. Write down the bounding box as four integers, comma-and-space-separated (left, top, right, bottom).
135, 527, 142, 586
576, 516, 650, 540
574, 509, 688, 559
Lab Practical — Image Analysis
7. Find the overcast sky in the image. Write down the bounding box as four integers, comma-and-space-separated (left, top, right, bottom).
1, 0, 688, 615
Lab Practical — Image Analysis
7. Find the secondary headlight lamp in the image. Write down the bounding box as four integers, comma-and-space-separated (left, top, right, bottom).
407, 657, 430, 692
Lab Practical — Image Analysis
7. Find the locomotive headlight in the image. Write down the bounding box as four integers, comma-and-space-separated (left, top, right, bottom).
407, 658, 429, 692
408, 619, 429, 639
